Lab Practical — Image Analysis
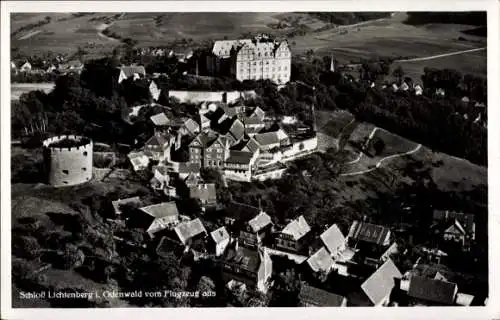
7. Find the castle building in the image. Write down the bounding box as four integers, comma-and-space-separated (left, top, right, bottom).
210, 34, 291, 84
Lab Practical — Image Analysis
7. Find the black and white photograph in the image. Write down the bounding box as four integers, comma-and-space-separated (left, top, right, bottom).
1, 0, 498, 318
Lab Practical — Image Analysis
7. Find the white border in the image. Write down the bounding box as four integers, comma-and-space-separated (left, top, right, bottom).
1, 1, 499, 320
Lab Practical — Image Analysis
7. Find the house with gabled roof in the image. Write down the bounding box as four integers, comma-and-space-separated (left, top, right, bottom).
136, 202, 180, 237
174, 218, 208, 247
348, 220, 392, 248
224, 150, 258, 182
142, 132, 174, 162
210, 226, 231, 256
150, 113, 170, 127
149, 80, 161, 101
220, 244, 273, 293
254, 129, 290, 151
299, 284, 347, 307
188, 131, 229, 169
118, 65, 146, 84
275, 215, 311, 254
180, 118, 201, 136
407, 276, 458, 306
127, 151, 150, 171
358, 258, 402, 306
239, 210, 273, 248
20, 61, 32, 73
306, 247, 335, 275
58, 60, 84, 74
431, 210, 475, 250
243, 116, 266, 136
150, 165, 176, 197
249, 106, 266, 121
320, 224, 346, 259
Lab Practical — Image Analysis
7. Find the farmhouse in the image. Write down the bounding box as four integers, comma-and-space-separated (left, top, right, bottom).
174, 218, 208, 247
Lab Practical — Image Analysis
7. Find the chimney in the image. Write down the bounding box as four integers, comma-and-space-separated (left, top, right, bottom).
235, 239, 239, 251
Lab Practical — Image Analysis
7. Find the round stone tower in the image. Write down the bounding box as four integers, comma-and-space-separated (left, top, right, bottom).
42, 135, 93, 187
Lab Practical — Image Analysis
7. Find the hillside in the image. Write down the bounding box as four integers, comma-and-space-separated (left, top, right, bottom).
11, 12, 487, 78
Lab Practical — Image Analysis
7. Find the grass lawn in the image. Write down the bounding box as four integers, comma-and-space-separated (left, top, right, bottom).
369, 128, 420, 158
317, 109, 355, 137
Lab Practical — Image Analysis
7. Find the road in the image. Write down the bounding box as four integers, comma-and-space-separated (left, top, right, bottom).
394, 47, 486, 63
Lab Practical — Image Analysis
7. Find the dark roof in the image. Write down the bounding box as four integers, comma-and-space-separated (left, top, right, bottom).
408, 276, 457, 305
299, 284, 346, 307
361, 259, 402, 305
225, 150, 253, 165
254, 131, 280, 146
348, 221, 391, 246
223, 245, 260, 273
224, 201, 261, 221
433, 210, 474, 234
189, 131, 218, 148
244, 137, 260, 153
178, 162, 201, 174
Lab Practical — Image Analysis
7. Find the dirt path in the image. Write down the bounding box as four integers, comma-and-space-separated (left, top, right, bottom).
340, 143, 422, 177
18, 30, 42, 40
394, 47, 486, 63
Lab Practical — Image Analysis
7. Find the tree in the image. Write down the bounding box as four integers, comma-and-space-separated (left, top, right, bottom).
61, 244, 85, 270
392, 66, 405, 84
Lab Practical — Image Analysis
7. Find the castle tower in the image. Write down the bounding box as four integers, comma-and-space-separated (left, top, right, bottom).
42, 135, 93, 187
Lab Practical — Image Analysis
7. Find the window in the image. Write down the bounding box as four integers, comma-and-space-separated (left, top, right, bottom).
62, 170, 69, 175
82, 167, 87, 171
253, 61, 256, 66
83, 151, 88, 156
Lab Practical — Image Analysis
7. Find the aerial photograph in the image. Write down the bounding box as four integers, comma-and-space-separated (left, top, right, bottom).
8, 10, 488, 308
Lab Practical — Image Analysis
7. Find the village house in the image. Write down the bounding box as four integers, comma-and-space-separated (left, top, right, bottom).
414, 84, 423, 96
150, 112, 170, 128
180, 118, 201, 136
347, 221, 394, 267
320, 224, 347, 259
135, 202, 180, 237
174, 218, 208, 257
150, 165, 176, 197
222, 201, 261, 230
20, 61, 32, 73
142, 132, 175, 162
127, 151, 150, 171
117, 65, 147, 84
184, 172, 201, 187
406, 276, 458, 306
242, 116, 266, 136
189, 183, 217, 212
355, 258, 402, 306
224, 150, 258, 182
149, 80, 161, 101
58, 60, 84, 74
431, 210, 475, 250
111, 196, 141, 216
188, 132, 229, 169
254, 129, 290, 151
298, 283, 347, 307
210, 226, 231, 256
239, 211, 273, 248
275, 215, 311, 254
220, 244, 273, 293
306, 246, 335, 276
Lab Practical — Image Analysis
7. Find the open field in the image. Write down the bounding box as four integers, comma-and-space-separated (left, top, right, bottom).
12, 12, 486, 80
11, 83, 55, 100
